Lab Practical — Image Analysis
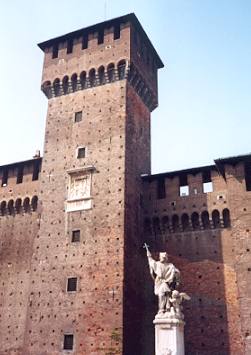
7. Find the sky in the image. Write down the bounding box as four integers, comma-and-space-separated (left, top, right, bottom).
0, 0, 250, 173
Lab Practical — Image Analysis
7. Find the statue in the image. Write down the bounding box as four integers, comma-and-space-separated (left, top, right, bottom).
144, 243, 189, 319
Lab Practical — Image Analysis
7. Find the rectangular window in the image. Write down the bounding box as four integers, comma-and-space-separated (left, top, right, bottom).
67, 39, 73, 54
77, 147, 86, 159
114, 24, 120, 40
67, 277, 77, 292
1, 169, 8, 187
52, 44, 58, 59
32, 161, 40, 181
16, 165, 24, 184
98, 29, 104, 44
245, 163, 251, 191
72, 230, 80, 243
203, 182, 213, 193
180, 185, 189, 196
157, 178, 166, 199
82, 34, 88, 49
74, 111, 82, 123
202, 169, 213, 193
63, 334, 74, 350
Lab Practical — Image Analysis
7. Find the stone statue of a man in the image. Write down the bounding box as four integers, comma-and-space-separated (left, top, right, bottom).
145, 246, 180, 314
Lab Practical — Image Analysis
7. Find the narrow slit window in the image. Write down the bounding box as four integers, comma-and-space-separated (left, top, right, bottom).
244, 163, 251, 191
114, 24, 120, 40
74, 111, 82, 123
157, 178, 166, 199
67, 277, 77, 292
67, 39, 73, 54
72, 230, 80, 243
1, 169, 8, 187
98, 29, 104, 44
52, 44, 58, 59
77, 147, 86, 159
16, 165, 24, 184
82, 34, 88, 49
63, 334, 74, 350
32, 161, 40, 181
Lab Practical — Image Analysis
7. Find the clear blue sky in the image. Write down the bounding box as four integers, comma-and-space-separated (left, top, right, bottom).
0, 1, 250, 173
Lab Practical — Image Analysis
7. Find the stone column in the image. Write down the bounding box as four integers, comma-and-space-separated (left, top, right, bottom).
153, 315, 185, 355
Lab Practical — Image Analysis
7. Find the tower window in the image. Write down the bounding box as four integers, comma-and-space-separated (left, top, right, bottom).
32, 161, 40, 181
114, 24, 120, 40
67, 277, 77, 292
74, 111, 82, 123
63, 334, 74, 350
67, 39, 73, 54
1, 169, 8, 187
17, 165, 24, 184
82, 34, 88, 49
98, 29, 104, 44
77, 147, 86, 159
72, 230, 80, 243
52, 44, 58, 59
179, 174, 189, 196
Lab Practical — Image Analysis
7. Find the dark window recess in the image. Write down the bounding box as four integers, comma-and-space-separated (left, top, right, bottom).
1, 169, 8, 187
72, 230, 80, 243
67, 39, 73, 54
77, 147, 86, 159
179, 174, 189, 196
245, 163, 251, 191
157, 178, 166, 199
67, 277, 77, 292
114, 24, 120, 40
74, 111, 82, 122
52, 44, 59, 59
98, 29, 104, 44
82, 34, 88, 49
63, 334, 74, 350
32, 161, 40, 181
16, 165, 24, 184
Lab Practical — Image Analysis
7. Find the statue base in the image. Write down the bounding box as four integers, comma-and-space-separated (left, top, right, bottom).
153, 313, 185, 355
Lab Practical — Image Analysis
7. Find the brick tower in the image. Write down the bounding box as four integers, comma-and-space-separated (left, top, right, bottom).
20, 14, 163, 355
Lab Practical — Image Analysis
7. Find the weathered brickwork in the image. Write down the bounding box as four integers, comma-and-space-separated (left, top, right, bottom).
0, 12, 250, 355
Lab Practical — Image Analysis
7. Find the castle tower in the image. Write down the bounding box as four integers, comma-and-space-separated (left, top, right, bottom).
22, 14, 163, 354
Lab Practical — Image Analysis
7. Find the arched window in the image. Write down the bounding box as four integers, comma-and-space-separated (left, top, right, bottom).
71, 73, 78, 92
31, 196, 38, 211
98, 66, 105, 85
172, 215, 179, 233
212, 210, 221, 229
23, 197, 30, 213
144, 218, 152, 235
53, 78, 61, 97
107, 63, 115, 82
15, 198, 22, 214
153, 217, 160, 235
62, 76, 69, 94
162, 216, 169, 232
117, 60, 126, 80
181, 213, 190, 232
80, 71, 87, 89
191, 212, 200, 230
8, 200, 14, 215
223, 208, 231, 228
0, 201, 6, 216
201, 211, 210, 229
89, 68, 96, 87
42, 81, 52, 98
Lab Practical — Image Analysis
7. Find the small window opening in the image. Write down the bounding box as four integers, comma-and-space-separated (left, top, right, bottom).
77, 147, 86, 159
32, 161, 40, 181
114, 24, 120, 40
52, 44, 58, 59
223, 209, 231, 228
107, 63, 115, 82
72, 230, 80, 243
180, 186, 189, 197
1, 169, 8, 187
203, 182, 213, 193
98, 66, 105, 85
157, 178, 166, 199
98, 29, 104, 44
71, 74, 78, 92
74, 111, 82, 123
67, 277, 77, 292
67, 39, 73, 54
244, 163, 251, 191
63, 334, 74, 350
82, 34, 88, 49
17, 165, 23, 184
89, 69, 96, 87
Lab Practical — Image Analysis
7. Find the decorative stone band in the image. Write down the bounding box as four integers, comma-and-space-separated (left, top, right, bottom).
41, 61, 158, 112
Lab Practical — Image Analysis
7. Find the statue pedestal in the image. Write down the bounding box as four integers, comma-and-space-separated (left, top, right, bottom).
153, 315, 185, 355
